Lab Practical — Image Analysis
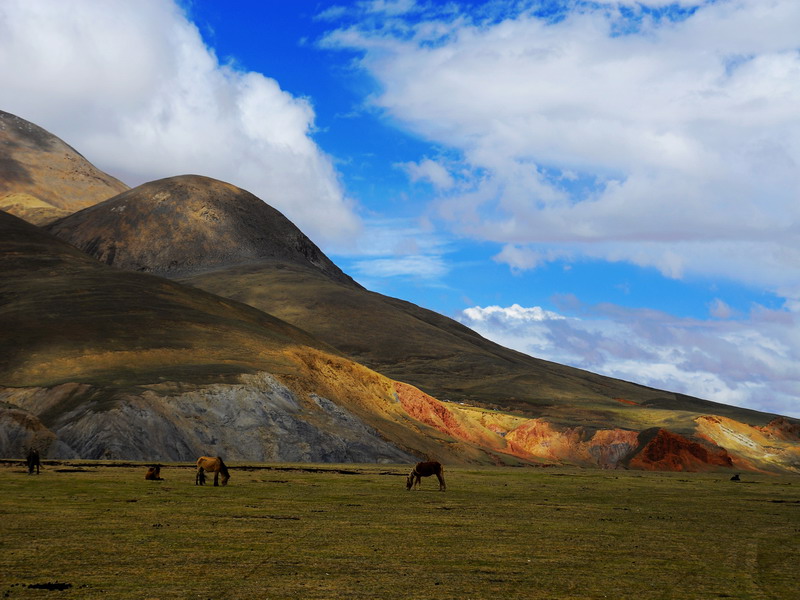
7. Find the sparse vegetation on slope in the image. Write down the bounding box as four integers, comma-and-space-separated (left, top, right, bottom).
0, 110, 127, 223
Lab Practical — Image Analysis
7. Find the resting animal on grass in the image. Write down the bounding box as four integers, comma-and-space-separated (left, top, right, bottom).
145, 465, 163, 480
26, 449, 40, 475
196, 456, 229, 486
406, 461, 446, 491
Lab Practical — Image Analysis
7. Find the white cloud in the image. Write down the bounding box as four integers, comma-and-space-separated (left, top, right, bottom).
709, 298, 734, 320
340, 215, 452, 284
461, 303, 565, 323
0, 0, 361, 247
362, 0, 418, 16
458, 299, 800, 418
399, 158, 455, 190
352, 254, 448, 279
323, 0, 800, 294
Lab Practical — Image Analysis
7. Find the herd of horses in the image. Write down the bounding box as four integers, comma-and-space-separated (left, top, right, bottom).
21, 450, 446, 491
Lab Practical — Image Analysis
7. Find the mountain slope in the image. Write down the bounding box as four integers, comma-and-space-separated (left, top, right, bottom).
9, 116, 798, 472
0, 110, 128, 224
0, 209, 452, 464
47, 175, 780, 432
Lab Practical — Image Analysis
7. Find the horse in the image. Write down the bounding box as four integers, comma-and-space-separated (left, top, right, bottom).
196, 456, 230, 487
26, 449, 40, 475
145, 465, 163, 480
406, 461, 445, 491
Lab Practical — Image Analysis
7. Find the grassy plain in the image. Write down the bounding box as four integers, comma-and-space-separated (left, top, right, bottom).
1, 461, 798, 600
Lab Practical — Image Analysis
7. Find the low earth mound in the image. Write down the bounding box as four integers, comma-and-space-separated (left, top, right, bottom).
0, 110, 127, 224
46, 174, 358, 285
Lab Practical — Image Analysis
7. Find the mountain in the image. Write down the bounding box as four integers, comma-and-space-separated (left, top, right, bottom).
46, 174, 357, 285
43, 174, 800, 472
0, 209, 442, 463
0, 110, 128, 225
3, 110, 798, 471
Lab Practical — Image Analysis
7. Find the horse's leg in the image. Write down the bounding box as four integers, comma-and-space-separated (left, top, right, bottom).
213, 471, 219, 486
196, 468, 204, 485
436, 472, 446, 491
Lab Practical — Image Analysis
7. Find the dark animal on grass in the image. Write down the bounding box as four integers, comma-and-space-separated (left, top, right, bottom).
730, 473, 741, 481
26, 449, 40, 475
145, 465, 163, 481
406, 461, 445, 491
196, 456, 229, 487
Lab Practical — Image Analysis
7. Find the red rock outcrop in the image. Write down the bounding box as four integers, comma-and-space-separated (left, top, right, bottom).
394, 381, 508, 450
757, 417, 800, 441
629, 428, 733, 471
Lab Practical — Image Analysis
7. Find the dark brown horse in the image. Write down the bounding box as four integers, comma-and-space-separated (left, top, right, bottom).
145, 465, 163, 480
196, 456, 230, 486
406, 461, 445, 491
26, 449, 40, 475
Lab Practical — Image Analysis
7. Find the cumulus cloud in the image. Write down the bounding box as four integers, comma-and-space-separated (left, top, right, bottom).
322, 0, 800, 294
458, 300, 800, 418
0, 0, 360, 246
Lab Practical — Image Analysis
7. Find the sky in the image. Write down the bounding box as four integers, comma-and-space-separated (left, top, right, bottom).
0, 0, 798, 418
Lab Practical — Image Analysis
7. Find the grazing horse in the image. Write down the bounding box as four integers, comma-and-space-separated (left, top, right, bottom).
196, 456, 230, 487
26, 449, 40, 475
406, 461, 446, 491
145, 465, 163, 480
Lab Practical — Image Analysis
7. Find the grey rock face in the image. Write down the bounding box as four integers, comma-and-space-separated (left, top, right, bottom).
0, 372, 415, 463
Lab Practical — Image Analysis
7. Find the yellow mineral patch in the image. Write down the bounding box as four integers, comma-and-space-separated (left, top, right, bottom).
0, 192, 71, 225
695, 415, 800, 474
0, 192, 55, 209
392, 380, 646, 467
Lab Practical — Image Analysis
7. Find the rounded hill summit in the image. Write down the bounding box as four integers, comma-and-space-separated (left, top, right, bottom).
47, 174, 358, 286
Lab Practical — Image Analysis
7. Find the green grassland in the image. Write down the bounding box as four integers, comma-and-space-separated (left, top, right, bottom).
1, 462, 798, 599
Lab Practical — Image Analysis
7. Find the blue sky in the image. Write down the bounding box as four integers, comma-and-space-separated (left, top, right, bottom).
1, 0, 799, 417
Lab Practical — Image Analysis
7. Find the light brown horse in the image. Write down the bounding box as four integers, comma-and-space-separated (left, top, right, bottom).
196, 456, 230, 487
406, 461, 445, 491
